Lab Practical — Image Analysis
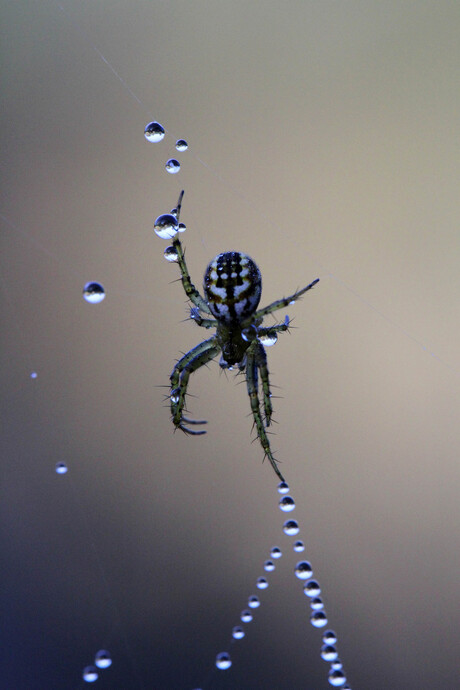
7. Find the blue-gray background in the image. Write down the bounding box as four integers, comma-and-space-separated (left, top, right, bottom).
1, 2, 459, 688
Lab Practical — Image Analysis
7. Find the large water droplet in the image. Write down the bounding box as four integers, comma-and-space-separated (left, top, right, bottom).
154, 213, 179, 239
256, 577, 268, 590
279, 495, 295, 512
321, 644, 338, 662
94, 649, 112, 669
83, 282, 105, 304
293, 540, 305, 552
144, 121, 165, 142
175, 139, 188, 151
258, 332, 278, 347
270, 546, 282, 559
295, 561, 313, 580
164, 246, 179, 262
323, 630, 337, 645
283, 519, 299, 536
82, 666, 98, 682
277, 481, 289, 494
232, 626, 244, 640
303, 580, 321, 597
215, 652, 231, 670
328, 670, 347, 687
55, 462, 68, 475
241, 610, 253, 623
165, 158, 180, 174
310, 611, 328, 628
264, 560, 275, 572
248, 595, 260, 608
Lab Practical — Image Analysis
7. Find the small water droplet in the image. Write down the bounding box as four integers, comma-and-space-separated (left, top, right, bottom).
242, 325, 257, 342
310, 596, 324, 610
277, 481, 289, 494
248, 595, 260, 608
310, 610, 328, 628
82, 666, 98, 682
258, 332, 278, 347
178, 222, 186, 233
55, 462, 68, 475
283, 519, 299, 536
170, 389, 180, 404
232, 626, 244, 640
270, 546, 282, 559
331, 660, 343, 670
175, 139, 188, 151
328, 669, 346, 687
215, 652, 231, 670
94, 649, 112, 669
303, 580, 321, 597
30, 371, 38, 379
83, 282, 105, 304
241, 610, 253, 623
264, 560, 275, 572
256, 577, 268, 590
321, 644, 338, 662
164, 246, 179, 262
323, 630, 337, 645
293, 540, 304, 552
279, 495, 295, 512
154, 213, 179, 239
144, 121, 165, 142
295, 561, 313, 580
165, 158, 180, 174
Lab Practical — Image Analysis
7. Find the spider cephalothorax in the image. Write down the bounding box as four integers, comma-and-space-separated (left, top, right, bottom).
158, 191, 319, 482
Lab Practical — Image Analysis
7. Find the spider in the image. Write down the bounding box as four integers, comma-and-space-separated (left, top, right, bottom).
158, 190, 319, 483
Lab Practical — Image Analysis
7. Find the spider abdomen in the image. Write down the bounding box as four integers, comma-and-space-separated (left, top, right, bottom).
203, 252, 262, 324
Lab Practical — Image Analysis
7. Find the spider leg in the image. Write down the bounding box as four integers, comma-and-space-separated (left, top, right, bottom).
190, 307, 218, 329
256, 342, 273, 426
170, 336, 220, 434
248, 277, 319, 323
246, 341, 285, 482
257, 314, 291, 339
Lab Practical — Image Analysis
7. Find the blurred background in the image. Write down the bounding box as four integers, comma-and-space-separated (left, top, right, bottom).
1, 1, 459, 688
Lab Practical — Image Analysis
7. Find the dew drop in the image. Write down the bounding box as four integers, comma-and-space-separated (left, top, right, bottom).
283, 519, 299, 536
310, 611, 328, 628
30, 371, 38, 379
144, 121, 165, 142
248, 595, 260, 608
165, 158, 180, 174
240, 610, 253, 623
321, 644, 338, 662
215, 652, 231, 670
170, 389, 180, 404
323, 630, 337, 645
175, 139, 188, 151
310, 596, 324, 610
331, 660, 343, 670
94, 649, 112, 669
178, 222, 186, 233
256, 577, 268, 590
258, 332, 278, 347
303, 580, 321, 597
55, 462, 68, 475
295, 561, 313, 580
328, 669, 346, 687
232, 626, 245, 640
293, 540, 305, 552
264, 560, 275, 572
154, 213, 179, 239
279, 495, 295, 512
277, 481, 289, 494
270, 546, 282, 559
164, 246, 179, 262
83, 282, 105, 304
82, 666, 98, 683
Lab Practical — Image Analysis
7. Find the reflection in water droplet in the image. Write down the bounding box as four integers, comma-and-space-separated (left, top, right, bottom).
323, 630, 337, 645
310, 610, 328, 628
95, 649, 112, 669
241, 610, 253, 623
170, 389, 180, 404
232, 626, 245, 639
215, 652, 232, 670
321, 644, 338, 662
303, 580, 321, 597
293, 540, 304, 552
175, 139, 188, 151
256, 577, 268, 590
83, 282, 105, 304
248, 595, 260, 608
165, 158, 180, 174
164, 246, 179, 262
55, 462, 68, 475
82, 666, 98, 682
295, 561, 313, 580
277, 481, 289, 494
154, 213, 179, 239
144, 121, 165, 142
270, 546, 282, 559
283, 519, 299, 536
258, 332, 278, 346
328, 669, 346, 686
264, 560, 275, 572
279, 495, 295, 512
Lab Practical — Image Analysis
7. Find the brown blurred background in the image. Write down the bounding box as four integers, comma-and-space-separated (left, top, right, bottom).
1, 1, 459, 688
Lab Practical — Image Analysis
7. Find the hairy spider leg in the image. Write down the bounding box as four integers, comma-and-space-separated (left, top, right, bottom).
190, 308, 217, 329
255, 343, 273, 426
246, 341, 285, 482
170, 337, 220, 434
247, 277, 320, 324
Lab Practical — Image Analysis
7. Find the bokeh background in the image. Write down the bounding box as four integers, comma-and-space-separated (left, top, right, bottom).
1, 2, 459, 689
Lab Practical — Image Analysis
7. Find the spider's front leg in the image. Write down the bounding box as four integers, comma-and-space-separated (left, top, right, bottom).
250, 277, 320, 322
246, 341, 285, 482
170, 336, 220, 434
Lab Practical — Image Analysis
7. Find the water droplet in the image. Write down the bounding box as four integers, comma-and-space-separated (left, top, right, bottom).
323, 630, 337, 645
154, 213, 179, 239
170, 389, 180, 404
248, 595, 260, 608
83, 282, 105, 304
55, 462, 68, 475
277, 481, 289, 494
232, 626, 245, 640
164, 246, 179, 262
293, 540, 305, 552
30, 371, 38, 379
295, 561, 313, 580
94, 649, 112, 669
283, 519, 299, 536
256, 577, 268, 590
82, 666, 99, 682
175, 139, 188, 151
310, 611, 328, 628
310, 596, 324, 610
241, 610, 253, 623
303, 580, 321, 597
331, 660, 343, 670
258, 332, 278, 346
242, 325, 257, 342
270, 546, 282, 559
144, 121, 165, 142
178, 222, 186, 233
215, 652, 231, 670
165, 158, 180, 174
264, 560, 275, 572
328, 669, 347, 687
321, 644, 338, 662
279, 495, 295, 512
